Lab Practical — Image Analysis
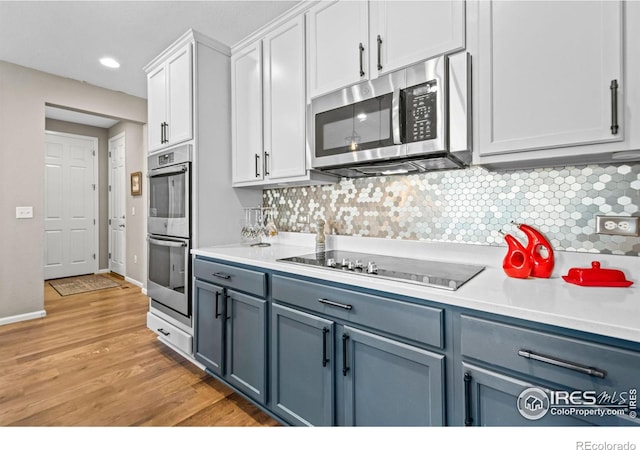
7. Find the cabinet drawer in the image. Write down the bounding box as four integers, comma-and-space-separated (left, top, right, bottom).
147, 312, 193, 355
194, 258, 266, 298
272, 275, 443, 348
461, 315, 640, 392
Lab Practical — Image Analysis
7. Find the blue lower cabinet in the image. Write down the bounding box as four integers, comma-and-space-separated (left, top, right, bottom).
270, 303, 446, 426
194, 279, 225, 376
271, 304, 335, 426
193, 261, 268, 406
462, 363, 640, 426
225, 290, 267, 404
338, 325, 445, 426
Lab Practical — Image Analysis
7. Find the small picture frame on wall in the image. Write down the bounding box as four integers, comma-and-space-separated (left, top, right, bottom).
131, 171, 142, 196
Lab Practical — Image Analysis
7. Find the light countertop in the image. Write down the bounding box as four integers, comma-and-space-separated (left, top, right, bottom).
192, 233, 640, 344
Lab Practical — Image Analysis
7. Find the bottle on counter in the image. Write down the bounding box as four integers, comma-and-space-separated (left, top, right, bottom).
316, 219, 326, 255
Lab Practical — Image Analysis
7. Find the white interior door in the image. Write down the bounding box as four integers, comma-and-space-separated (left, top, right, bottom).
44, 132, 97, 280
108, 133, 126, 277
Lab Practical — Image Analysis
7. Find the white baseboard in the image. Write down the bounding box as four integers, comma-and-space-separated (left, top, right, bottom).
125, 276, 144, 289
0, 310, 47, 327
142, 288, 148, 295
96, 268, 110, 274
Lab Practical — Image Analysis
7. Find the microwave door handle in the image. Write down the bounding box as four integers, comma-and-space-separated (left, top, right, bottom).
148, 237, 187, 248
148, 165, 188, 178
392, 87, 402, 145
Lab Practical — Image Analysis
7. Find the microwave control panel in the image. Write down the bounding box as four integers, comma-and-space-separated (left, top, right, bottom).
402, 80, 437, 143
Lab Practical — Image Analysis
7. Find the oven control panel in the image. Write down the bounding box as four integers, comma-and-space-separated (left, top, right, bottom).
157, 152, 175, 166
402, 80, 437, 143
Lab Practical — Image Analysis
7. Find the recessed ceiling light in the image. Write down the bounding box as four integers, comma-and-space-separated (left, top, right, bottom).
100, 57, 120, 69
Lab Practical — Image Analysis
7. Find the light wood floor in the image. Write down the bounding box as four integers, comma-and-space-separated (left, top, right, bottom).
0, 274, 280, 426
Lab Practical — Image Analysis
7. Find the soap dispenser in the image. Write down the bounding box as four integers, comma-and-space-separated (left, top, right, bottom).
500, 231, 532, 279
512, 221, 554, 278
315, 219, 326, 255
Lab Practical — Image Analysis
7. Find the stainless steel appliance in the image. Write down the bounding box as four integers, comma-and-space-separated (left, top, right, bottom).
278, 250, 484, 291
309, 53, 471, 177
147, 145, 192, 323
147, 235, 190, 316
148, 145, 191, 238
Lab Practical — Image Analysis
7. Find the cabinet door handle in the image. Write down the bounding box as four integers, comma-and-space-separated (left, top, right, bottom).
318, 298, 353, 310
376, 35, 383, 71
518, 349, 606, 379
358, 43, 365, 77
322, 327, 330, 367
464, 372, 473, 426
254, 154, 261, 177
160, 123, 164, 144
264, 152, 270, 176
610, 79, 619, 135
157, 328, 170, 336
162, 122, 169, 143
214, 291, 221, 318
342, 333, 350, 376
225, 293, 231, 320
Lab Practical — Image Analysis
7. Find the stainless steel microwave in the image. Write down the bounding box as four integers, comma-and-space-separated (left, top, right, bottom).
309, 53, 471, 177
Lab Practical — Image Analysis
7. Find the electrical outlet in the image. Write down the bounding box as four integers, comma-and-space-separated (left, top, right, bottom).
133, 255, 137, 264
16, 206, 33, 219
595, 215, 639, 236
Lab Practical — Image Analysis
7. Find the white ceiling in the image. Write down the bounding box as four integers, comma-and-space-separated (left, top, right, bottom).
0, 0, 301, 99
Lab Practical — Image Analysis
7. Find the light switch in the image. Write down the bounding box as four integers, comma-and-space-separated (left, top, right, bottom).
132, 206, 136, 216
16, 206, 33, 219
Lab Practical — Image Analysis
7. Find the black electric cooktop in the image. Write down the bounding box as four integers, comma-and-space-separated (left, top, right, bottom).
277, 250, 485, 291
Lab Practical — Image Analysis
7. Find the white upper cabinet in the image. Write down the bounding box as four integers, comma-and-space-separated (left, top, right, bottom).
166, 46, 193, 148
307, 0, 369, 99
146, 42, 193, 153
369, 1, 465, 78
231, 12, 337, 188
474, 1, 625, 163
231, 41, 264, 184
263, 15, 307, 181
307, 0, 465, 99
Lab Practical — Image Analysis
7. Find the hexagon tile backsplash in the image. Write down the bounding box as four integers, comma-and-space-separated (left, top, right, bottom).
263, 163, 640, 256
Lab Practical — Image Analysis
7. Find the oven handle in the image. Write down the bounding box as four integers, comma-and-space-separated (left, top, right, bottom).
148, 237, 188, 248
392, 87, 402, 145
148, 164, 188, 178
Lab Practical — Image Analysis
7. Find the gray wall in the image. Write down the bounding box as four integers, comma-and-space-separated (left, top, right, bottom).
0, 60, 146, 322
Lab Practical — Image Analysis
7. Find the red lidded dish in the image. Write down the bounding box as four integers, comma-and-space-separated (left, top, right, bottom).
562, 261, 633, 287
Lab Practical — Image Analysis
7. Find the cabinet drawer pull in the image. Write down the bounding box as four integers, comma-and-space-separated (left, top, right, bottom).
464, 372, 473, 426
376, 35, 383, 71
318, 298, 352, 310
518, 349, 606, 379
322, 327, 330, 367
358, 42, 365, 77
212, 272, 231, 280
342, 333, 350, 376
610, 79, 619, 135
157, 328, 170, 336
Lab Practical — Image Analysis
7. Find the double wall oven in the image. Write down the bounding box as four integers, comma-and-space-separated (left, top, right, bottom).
147, 145, 192, 325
